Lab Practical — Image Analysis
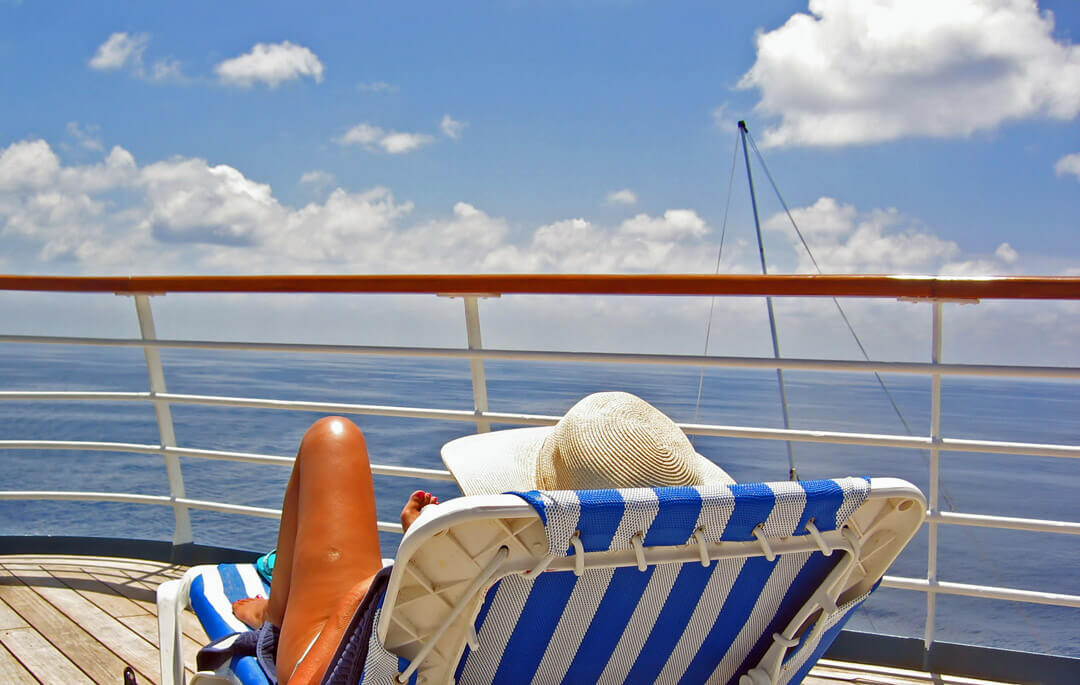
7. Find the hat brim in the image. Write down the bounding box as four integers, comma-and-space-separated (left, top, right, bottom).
441, 426, 736, 496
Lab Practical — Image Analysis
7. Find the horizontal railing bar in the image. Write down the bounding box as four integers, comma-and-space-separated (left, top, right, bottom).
2, 273, 1079, 300
927, 511, 1080, 535
0, 440, 457, 481
4, 441, 1079, 534
882, 575, 1080, 608
0, 490, 403, 534
3, 334, 1078, 381
3, 391, 1078, 459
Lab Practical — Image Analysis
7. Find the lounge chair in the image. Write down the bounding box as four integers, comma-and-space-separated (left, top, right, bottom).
158, 476, 924, 684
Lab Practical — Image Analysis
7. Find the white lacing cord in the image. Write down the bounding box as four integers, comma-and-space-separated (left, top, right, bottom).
630, 533, 647, 571
569, 534, 585, 576
804, 519, 832, 556
692, 528, 710, 567
752, 525, 776, 562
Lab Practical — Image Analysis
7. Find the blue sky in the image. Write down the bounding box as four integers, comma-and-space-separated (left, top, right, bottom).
2, 0, 1079, 361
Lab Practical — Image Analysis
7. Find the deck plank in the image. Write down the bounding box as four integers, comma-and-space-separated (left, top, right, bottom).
0, 639, 39, 685
106, 566, 209, 643
0, 554, 1019, 685
116, 614, 199, 677
13, 565, 164, 684
0, 626, 92, 684
0, 565, 153, 684
0, 596, 29, 630
46, 567, 152, 620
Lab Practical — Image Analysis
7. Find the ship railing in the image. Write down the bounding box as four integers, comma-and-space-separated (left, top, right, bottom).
0, 274, 1078, 657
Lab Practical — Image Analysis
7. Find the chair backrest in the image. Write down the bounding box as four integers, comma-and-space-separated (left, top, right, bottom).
377, 477, 924, 685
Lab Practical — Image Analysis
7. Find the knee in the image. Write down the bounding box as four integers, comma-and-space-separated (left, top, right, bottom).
301, 416, 366, 452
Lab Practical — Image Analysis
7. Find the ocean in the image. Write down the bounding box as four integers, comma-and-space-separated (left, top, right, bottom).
0, 344, 1077, 657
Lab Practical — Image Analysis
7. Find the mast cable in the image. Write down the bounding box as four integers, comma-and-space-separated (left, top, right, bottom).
744, 131, 925, 457
690, 134, 741, 449
743, 129, 1049, 650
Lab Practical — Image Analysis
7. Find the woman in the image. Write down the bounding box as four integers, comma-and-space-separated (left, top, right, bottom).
228, 392, 735, 683
229, 416, 437, 684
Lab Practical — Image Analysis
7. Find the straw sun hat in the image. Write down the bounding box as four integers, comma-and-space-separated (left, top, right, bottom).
441, 391, 735, 495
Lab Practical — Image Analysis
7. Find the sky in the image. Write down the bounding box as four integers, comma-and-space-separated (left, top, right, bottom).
1, 0, 1079, 363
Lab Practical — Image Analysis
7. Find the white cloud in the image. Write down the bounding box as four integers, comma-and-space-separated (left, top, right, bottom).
620, 210, 706, 240
299, 170, 335, 187
440, 115, 468, 140
762, 196, 1028, 275
66, 122, 104, 152
358, 81, 398, 93
0, 140, 61, 191
149, 58, 184, 83
336, 123, 435, 154
0, 137, 1062, 284
996, 242, 1019, 263
215, 41, 324, 88
711, 103, 734, 129
740, 0, 1080, 147
89, 32, 148, 71
2, 138, 1077, 364
87, 32, 183, 83
1055, 152, 1080, 180
605, 189, 638, 206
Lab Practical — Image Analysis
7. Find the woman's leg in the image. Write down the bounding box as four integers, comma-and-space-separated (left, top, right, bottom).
268, 416, 384, 683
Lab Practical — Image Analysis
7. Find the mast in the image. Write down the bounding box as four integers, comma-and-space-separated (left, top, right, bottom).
738, 120, 798, 480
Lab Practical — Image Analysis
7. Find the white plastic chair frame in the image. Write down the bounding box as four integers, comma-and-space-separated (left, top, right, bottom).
157, 477, 924, 685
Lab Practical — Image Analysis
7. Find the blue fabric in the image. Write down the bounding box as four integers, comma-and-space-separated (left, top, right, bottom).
724, 482, 777, 540
458, 479, 874, 683
574, 488, 627, 552
493, 573, 578, 683
187, 564, 272, 685
396, 657, 417, 684
677, 556, 776, 684
455, 579, 500, 683
188, 575, 233, 640
733, 553, 838, 685
795, 479, 845, 533
645, 485, 703, 546
624, 560, 716, 683
558, 488, 701, 684
786, 591, 873, 684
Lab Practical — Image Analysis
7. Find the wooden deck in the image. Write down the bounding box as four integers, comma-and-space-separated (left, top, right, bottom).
0, 554, 1011, 685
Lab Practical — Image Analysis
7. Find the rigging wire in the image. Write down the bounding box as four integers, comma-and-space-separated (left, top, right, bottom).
743, 131, 929, 475
690, 133, 741, 448
742, 128, 1050, 652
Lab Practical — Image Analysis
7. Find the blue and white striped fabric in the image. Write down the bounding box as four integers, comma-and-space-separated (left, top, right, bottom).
455, 477, 870, 685
188, 563, 272, 685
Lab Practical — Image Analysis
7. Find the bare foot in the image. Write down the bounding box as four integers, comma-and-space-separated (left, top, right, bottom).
232, 596, 269, 629
401, 490, 439, 532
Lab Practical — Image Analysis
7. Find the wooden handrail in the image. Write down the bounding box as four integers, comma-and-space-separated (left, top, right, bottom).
0, 274, 1078, 300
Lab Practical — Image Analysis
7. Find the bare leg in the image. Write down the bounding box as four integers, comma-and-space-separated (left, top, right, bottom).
265, 417, 383, 684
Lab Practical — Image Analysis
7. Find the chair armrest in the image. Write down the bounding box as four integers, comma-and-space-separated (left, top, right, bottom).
157, 565, 219, 685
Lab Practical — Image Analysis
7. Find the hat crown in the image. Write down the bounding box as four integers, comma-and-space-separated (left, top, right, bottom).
535, 392, 702, 490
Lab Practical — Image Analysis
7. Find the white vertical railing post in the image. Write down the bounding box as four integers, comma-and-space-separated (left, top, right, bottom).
925, 301, 944, 651
463, 296, 491, 433
133, 295, 193, 545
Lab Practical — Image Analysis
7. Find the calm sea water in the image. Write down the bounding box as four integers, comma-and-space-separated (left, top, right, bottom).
0, 345, 1077, 656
